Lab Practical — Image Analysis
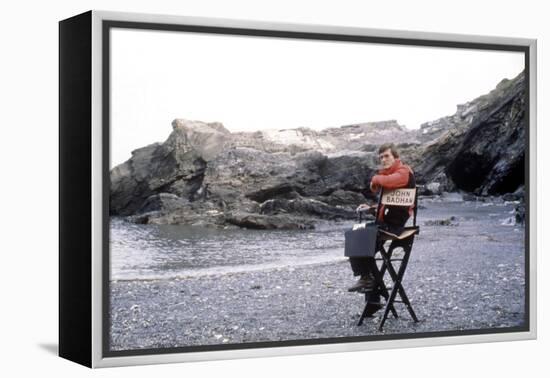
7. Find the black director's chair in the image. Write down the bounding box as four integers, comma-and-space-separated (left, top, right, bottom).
355, 187, 420, 331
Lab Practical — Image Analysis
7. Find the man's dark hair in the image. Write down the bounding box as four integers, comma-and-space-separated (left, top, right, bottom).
378, 143, 400, 158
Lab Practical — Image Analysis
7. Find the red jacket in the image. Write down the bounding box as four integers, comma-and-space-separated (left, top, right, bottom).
370, 159, 415, 225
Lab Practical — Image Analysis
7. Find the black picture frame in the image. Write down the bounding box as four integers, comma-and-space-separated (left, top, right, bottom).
59, 10, 537, 368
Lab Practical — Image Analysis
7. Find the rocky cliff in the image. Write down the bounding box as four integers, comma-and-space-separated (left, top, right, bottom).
110, 71, 526, 229
410, 72, 526, 196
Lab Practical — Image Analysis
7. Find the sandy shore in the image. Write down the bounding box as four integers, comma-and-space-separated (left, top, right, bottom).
110, 240, 525, 351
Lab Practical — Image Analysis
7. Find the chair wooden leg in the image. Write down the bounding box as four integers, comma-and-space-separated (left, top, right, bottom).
394, 249, 419, 322
356, 236, 419, 329
371, 256, 398, 319
357, 296, 371, 326
379, 278, 401, 331
379, 240, 418, 330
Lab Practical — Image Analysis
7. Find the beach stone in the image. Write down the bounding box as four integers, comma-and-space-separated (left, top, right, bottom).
424, 216, 459, 226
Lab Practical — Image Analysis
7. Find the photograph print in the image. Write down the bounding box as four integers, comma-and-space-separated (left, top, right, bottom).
106, 23, 528, 355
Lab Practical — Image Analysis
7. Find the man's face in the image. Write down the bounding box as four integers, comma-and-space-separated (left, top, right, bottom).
379, 148, 396, 169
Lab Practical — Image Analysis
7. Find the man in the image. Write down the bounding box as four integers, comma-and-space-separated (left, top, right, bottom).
347, 143, 416, 304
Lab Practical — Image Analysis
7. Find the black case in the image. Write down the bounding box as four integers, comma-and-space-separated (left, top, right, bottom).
344, 222, 378, 257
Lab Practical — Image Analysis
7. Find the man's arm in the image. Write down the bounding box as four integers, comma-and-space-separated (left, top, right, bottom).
371, 166, 410, 190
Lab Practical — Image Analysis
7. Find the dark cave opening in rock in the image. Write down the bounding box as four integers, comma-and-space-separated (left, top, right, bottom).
445, 152, 493, 192
487, 154, 525, 195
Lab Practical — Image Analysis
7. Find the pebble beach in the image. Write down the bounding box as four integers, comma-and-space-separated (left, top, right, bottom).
110, 200, 526, 351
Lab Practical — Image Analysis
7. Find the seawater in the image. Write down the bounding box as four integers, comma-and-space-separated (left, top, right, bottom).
109, 199, 524, 281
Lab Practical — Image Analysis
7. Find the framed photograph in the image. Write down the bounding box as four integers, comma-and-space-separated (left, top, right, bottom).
59, 10, 537, 368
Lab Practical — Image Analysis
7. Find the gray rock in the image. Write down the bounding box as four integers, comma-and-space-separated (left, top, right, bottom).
515, 204, 526, 224
313, 189, 369, 208
412, 72, 525, 196
259, 197, 356, 220
109, 71, 526, 229
503, 185, 525, 202
424, 216, 459, 226
170, 119, 230, 161
462, 193, 478, 202
136, 193, 190, 214
225, 211, 316, 230
423, 182, 442, 196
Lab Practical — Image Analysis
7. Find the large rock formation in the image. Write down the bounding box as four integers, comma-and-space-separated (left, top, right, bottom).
412, 72, 526, 195
110, 71, 526, 229
110, 122, 380, 228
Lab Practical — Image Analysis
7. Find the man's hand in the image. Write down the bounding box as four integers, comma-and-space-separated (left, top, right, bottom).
370, 180, 381, 192
355, 203, 372, 213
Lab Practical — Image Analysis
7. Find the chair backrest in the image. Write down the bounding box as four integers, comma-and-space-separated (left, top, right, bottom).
376, 186, 419, 227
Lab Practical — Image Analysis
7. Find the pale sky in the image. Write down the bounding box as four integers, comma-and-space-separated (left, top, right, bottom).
110, 28, 524, 168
